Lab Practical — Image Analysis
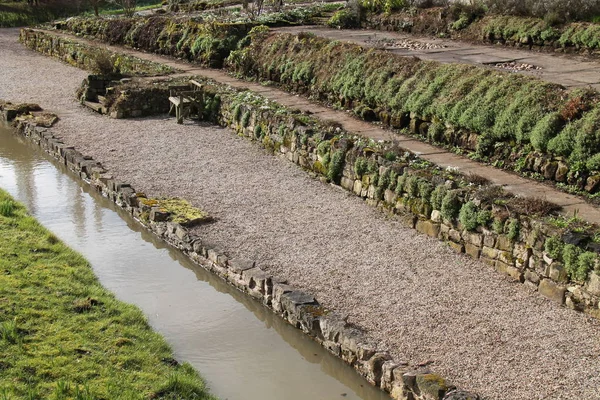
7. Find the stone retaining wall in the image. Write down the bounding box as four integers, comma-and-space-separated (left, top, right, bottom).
19, 29, 175, 77
188, 79, 600, 320
1, 110, 479, 400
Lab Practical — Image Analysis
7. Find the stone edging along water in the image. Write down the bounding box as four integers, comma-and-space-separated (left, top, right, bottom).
0, 111, 480, 400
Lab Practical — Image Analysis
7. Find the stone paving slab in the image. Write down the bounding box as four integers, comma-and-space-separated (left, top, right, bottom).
34, 28, 600, 225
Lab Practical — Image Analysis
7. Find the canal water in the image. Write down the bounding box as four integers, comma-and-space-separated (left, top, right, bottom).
0, 124, 388, 400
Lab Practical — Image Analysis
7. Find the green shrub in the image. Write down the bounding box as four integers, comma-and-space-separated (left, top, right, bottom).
530, 112, 562, 152
328, 150, 346, 183
544, 235, 563, 260
476, 209, 492, 227
232, 104, 242, 121
563, 244, 582, 279
441, 190, 461, 221
405, 175, 419, 197
492, 217, 504, 234
328, 9, 360, 29
395, 171, 408, 194
576, 252, 596, 281
241, 110, 251, 127
459, 201, 479, 231
375, 169, 391, 199
254, 124, 264, 138
430, 185, 447, 210
418, 180, 434, 202
506, 218, 520, 241
354, 157, 368, 177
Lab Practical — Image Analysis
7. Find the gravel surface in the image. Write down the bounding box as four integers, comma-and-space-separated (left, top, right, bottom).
2, 28, 600, 400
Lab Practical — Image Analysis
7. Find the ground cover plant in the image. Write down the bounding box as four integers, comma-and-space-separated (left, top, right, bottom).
0, 188, 215, 399
227, 31, 600, 192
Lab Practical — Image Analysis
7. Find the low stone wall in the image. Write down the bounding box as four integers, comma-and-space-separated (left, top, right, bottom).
19, 29, 175, 77
2, 111, 479, 400
183, 78, 600, 321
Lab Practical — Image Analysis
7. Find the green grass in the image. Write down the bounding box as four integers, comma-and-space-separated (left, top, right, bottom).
0, 188, 215, 399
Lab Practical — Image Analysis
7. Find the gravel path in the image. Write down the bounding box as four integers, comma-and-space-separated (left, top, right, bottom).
2, 28, 600, 400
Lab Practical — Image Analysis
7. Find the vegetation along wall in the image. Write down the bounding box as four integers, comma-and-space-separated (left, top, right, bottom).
227, 30, 600, 195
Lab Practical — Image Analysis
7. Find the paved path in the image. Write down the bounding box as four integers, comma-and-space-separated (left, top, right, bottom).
275, 25, 600, 91
36, 28, 600, 225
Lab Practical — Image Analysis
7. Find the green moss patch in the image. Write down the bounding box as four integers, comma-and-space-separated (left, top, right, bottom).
141, 197, 210, 226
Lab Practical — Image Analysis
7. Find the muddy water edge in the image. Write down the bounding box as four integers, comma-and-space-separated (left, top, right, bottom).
0, 123, 389, 400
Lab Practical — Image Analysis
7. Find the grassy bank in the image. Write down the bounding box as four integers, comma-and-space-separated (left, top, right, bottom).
0, 188, 214, 399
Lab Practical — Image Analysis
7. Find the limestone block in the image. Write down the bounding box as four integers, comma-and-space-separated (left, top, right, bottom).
228, 258, 255, 274
416, 374, 449, 400
547, 262, 568, 283
585, 273, 600, 297
496, 261, 523, 281
465, 243, 481, 259
416, 220, 440, 238
539, 279, 566, 304
481, 246, 498, 260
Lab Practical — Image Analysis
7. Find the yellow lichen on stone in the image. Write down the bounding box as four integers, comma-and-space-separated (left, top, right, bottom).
156, 198, 209, 225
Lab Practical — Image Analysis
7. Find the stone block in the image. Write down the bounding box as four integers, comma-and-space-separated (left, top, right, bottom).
149, 207, 169, 222
524, 269, 540, 285
481, 246, 498, 260
416, 373, 448, 400
465, 243, 481, 259
447, 241, 464, 253
364, 352, 392, 386
496, 235, 513, 251
547, 262, 568, 283
539, 279, 565, 304
464, 231, 483, 247
497, 250, 513, 265
384, 189, 397, 205
431, 210, 442, 223
448, 229, 461, 243
416, 220, 440, 238
228, 258, 255, 274
496, 261, 523, 281
341, 176, 354, 191
585, 273, 600, 297
353, 179, 362, 196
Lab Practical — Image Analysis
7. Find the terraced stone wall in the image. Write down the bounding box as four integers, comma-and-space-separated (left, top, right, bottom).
228, 31, 600, 195
19, 29, 175, 77
187, 79, 600, 320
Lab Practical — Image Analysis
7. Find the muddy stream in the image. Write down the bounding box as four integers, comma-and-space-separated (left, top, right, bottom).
0, 124, 388, 400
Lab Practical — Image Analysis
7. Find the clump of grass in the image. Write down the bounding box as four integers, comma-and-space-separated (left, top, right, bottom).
0, 318, 19, 345
506, 218, 520, 241
0, 199, 16, 217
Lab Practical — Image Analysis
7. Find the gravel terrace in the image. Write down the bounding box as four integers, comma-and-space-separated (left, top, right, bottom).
1, 28, 600, 400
